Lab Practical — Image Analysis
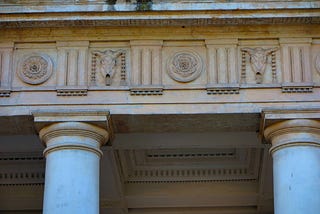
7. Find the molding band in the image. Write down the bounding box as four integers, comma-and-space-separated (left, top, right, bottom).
43, 145, 103, 157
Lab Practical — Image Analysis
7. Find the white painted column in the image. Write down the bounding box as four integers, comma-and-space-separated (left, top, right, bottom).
38, 121, 109, 214
264, 119, 320, 214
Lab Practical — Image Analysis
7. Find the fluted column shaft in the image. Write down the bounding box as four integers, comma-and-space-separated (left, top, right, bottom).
264, 119, 320, 214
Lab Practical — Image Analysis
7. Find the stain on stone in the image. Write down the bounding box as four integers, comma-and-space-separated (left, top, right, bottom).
136, 0, 152, 11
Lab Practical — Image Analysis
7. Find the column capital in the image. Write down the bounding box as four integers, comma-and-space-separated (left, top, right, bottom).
260, 109, 320, 153
33, 110, 113, 156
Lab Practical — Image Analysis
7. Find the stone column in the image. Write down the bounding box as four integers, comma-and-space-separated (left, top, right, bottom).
34, 112, 110, 214
263, 119, 320, 214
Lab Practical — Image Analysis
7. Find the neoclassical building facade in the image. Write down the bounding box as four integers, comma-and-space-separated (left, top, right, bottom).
0, 1, 320, 214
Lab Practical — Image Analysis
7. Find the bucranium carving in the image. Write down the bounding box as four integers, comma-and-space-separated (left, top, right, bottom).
242, 47, 278, 84
93, 50, 123, 86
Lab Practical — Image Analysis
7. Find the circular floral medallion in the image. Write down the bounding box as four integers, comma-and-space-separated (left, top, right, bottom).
18, 54, 53, 85
167, 51, 203, 82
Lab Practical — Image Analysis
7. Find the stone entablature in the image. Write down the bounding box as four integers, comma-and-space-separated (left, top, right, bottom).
1, 38, 320, 97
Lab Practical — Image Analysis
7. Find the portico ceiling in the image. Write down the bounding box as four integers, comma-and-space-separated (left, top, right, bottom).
0, 112, 273, 213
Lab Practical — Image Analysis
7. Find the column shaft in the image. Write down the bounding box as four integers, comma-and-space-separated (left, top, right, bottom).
273, 146, 320, 214
44, 148, 100, 214
264, 119, 320, 214
38, 121, 109, 214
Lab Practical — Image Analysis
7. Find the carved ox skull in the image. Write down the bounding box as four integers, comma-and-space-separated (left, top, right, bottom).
93, 50, 122, 86
242, 47, 277, 84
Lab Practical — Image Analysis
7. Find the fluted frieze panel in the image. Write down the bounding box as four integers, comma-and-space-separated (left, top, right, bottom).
130, 40, 163, 95
205, 39, 239, 95
56, 41, 89, 96
0, 42, 13, 97
280, 38, 313, 93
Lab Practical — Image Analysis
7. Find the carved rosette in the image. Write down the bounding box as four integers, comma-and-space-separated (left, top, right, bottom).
18, 54, 53, 85
167, 51, 203, 82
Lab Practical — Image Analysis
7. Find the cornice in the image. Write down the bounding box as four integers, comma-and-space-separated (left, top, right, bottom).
0, 3, 320, 28
1, 2, 320, 13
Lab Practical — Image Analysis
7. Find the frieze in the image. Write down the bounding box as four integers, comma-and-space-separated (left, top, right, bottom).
17, 54, 53, 85
2, 39, 319, 96
167, 51, 203, 83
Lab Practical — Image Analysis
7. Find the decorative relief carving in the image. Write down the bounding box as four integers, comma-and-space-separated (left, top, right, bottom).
91, 49, 127, 86
0, 90, 11, 97
207, 86, 239, 95
130, 86, 163, 96
241, 47, 278, 84
167, 51, 203, 83
18, 54, 53, 85
281, 83, 313, 93
56, 88, 88, 96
